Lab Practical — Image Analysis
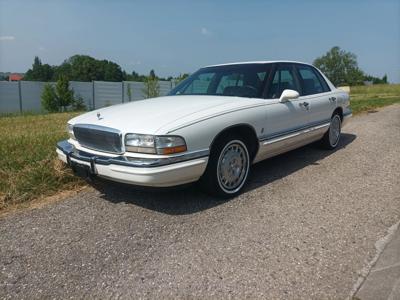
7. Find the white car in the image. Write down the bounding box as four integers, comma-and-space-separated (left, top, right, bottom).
57, 61, 351, 197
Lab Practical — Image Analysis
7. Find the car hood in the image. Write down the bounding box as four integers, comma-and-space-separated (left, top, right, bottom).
69, 95, 265, 134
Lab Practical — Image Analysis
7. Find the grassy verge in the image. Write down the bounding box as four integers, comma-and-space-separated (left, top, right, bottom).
0, 84, 399, 210
0, 112, 84, 210
349, 84, 400, 114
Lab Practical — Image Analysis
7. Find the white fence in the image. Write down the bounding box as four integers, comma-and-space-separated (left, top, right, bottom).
0, 80, 176, 114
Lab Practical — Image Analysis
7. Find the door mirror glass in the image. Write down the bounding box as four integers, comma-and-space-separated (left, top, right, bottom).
279, 89, 299, 102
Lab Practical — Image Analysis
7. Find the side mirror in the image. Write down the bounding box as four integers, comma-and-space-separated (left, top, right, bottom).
279, 89, 299, 103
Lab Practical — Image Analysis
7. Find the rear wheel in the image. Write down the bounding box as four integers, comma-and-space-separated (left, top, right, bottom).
200, 134, 250, 198
320, 113, 342, 149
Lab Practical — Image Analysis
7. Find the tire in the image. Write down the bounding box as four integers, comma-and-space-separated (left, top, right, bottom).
200, 134, 251, 198
320, 113, 342, 149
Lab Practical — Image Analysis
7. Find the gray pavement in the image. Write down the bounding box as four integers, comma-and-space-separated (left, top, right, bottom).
355, 223, 400, 300
0, 105, 399, 299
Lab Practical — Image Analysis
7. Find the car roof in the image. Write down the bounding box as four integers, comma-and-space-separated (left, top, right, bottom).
205, 61, 311, 68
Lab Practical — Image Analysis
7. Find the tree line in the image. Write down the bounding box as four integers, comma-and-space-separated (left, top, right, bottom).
24, 48, 387, 87
23, 55, 189, 83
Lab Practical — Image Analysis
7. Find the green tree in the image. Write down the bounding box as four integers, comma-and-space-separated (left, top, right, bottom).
55, 76, 74, 111
24, 56, 54, 81
127, 70, 146, 82
142, 72, 160, 99
149, 69, 156, 79
382, 74, 388, 84
41, 83, 58, 112
53, 55, 125, 81
41, 77, 86, 112
363, 73, 389, 84
313, 46, 364, 86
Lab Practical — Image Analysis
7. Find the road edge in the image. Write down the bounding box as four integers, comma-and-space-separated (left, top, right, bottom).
348, 221, 400, 299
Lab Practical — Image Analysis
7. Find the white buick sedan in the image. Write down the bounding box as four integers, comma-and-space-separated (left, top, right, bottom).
57, 61, 351, 197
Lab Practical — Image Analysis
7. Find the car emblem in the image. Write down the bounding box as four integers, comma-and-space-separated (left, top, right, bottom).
97, 112, 102, 120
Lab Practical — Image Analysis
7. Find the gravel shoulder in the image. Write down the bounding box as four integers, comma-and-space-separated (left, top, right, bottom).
1, 105, 399, 299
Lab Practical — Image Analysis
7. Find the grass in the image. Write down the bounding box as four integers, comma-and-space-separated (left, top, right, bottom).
0, 84, 399, 210
349, 84, 400, 114
0, 112, 84, 210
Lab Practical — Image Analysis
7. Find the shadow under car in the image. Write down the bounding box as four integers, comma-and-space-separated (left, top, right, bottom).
88, 133, 357, 215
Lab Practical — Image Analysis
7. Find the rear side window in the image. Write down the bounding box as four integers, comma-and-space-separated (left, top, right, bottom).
267, 64, 301, 99
296, 65, 330, 95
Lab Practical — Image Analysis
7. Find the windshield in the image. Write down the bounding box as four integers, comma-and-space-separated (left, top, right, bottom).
169, 64, 271, 98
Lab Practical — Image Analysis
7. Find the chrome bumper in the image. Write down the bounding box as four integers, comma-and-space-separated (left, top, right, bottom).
56, 140, 209, 187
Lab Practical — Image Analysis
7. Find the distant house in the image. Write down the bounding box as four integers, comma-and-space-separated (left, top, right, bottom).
9, 73, 24, 81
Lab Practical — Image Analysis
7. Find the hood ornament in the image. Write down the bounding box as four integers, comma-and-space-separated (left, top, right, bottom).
97, 112, 102, 120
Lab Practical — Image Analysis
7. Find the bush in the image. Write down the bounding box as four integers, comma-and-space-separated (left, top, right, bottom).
41, 77, 86, 112
41, 84, 58, 112
142, 70, 160, 99
71, 96, 86, 111
56, 76, 74, 111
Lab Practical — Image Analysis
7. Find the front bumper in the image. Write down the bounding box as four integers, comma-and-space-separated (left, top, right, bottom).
56, 140, 209, 187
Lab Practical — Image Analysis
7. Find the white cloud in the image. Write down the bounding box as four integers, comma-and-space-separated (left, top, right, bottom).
200, 27, 212, 36
0, 36, 15, 41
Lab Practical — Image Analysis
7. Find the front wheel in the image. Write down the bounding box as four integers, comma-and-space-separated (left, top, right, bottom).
320, 113, 342, 149
200, 135, 250, 198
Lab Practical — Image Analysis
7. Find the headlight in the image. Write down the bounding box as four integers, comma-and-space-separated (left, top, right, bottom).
67, 124, 75, 140
125, 134, 156, 154
125, 134, 187, 154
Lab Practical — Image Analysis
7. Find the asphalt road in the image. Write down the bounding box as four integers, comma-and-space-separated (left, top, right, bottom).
1, 105, 399, 299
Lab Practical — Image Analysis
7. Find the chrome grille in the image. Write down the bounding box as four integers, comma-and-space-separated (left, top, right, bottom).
73, 124, 123, 154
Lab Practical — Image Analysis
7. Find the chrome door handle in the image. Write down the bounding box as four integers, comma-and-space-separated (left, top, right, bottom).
299, 101, 310, 110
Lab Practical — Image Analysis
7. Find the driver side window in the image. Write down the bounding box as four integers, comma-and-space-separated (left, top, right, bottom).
267, 65, 300, 99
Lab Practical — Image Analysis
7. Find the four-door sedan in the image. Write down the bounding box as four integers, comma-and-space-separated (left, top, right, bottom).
57, 61, 351, 197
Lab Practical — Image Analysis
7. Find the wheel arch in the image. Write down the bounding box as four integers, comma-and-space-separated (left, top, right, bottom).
209, 123, 259, 162
332, 106, 343, 121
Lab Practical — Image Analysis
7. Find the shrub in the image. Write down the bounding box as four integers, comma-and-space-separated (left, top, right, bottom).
71, 96, 86, 111
142, 72, 160, 99
41, 83, 58, 112
55, 76, 74, 111
41, 77, 86, 112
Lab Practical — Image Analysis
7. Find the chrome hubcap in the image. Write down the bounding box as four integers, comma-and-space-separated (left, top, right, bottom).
217, 140, 249, 193
329, 115, 341, 147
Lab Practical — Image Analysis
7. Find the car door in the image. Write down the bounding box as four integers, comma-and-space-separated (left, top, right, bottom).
295, 64, 336, 126
256, 63, 311, 159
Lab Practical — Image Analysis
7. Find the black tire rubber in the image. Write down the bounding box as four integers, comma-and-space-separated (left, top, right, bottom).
199, 133, 251, 198
320, 113, 342, 150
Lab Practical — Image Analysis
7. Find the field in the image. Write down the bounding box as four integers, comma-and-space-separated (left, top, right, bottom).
0, 84, 399, 210
348, 84, 400, 114
0, 113, 84, 210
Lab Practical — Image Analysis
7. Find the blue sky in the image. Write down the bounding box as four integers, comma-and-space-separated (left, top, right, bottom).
0, 0, 399, 82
